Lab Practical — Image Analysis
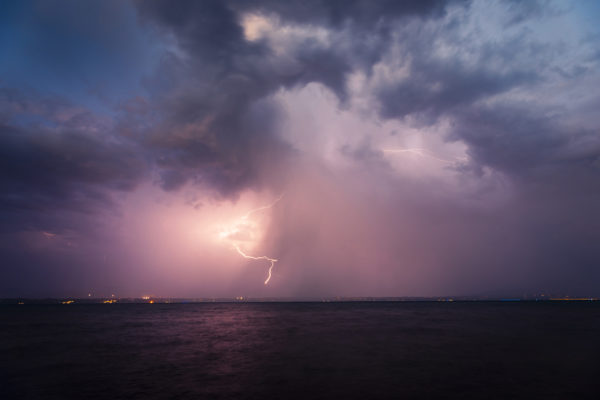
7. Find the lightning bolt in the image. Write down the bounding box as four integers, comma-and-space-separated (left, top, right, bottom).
219, 195, 283, 285
382, 147, 454, 164
233, 243, 277, 285
241, 193, 285, 220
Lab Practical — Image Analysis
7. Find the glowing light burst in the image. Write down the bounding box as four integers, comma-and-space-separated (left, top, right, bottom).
218, 195, 283, 285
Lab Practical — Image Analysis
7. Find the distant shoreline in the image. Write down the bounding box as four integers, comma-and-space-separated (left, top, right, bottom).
2, 297, 599, 305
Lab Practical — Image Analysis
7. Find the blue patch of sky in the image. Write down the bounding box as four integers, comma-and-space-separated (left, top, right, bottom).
0, 0, 167, 118
573, 0, 600, 36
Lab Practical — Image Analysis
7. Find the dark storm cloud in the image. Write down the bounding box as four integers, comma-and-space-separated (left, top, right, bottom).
373, 13, 557, 122
360, 1, 600, 293
0, 0, 592, 204
0, 0, 589, 212
376, 60, 538, 121
444, 103, 600, 289
128, 0, 459, 193
0, 89, 145, 232
231, 0, 452, 27
231, 0, 458, 86
0, 0, 156, 234
357, 1, 600, 192
120, 79, 292, 195
134, 0, 578, 199
1, 0, 599, 297
451, 105, 600, 188
128, 1, 282, 193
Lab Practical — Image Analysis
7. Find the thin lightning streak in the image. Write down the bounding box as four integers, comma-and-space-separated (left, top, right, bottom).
382, 147, 455, 164
241, 194, 284, 220
233, 243, 277, 285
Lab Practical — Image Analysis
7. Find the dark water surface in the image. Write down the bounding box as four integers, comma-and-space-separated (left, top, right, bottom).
2, 302, 600, 399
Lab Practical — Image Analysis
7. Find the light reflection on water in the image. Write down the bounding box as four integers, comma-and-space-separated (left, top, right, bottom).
2, 302, 600, 399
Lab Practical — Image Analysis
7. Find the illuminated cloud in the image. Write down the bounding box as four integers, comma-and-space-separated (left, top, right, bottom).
1, 0, 599, 297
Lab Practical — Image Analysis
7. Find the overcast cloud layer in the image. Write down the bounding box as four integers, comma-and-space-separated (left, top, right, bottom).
1, 0, 599, 298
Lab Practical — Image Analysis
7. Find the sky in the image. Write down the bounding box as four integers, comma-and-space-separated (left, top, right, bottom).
1, 0, 599, 298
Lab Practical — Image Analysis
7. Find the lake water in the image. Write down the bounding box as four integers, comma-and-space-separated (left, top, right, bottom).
1, 302, 599, 399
